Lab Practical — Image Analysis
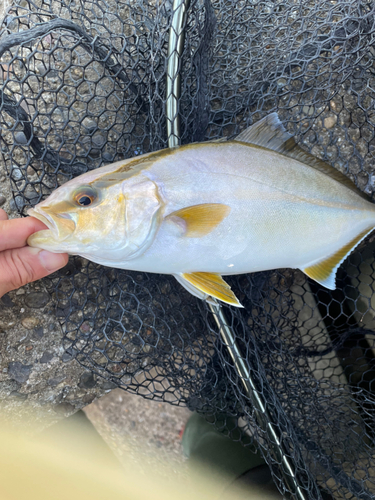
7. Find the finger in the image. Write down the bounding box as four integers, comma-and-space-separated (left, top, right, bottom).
0, 216, 47, 252
0, 247, 68, 297
0, 209, 8, 221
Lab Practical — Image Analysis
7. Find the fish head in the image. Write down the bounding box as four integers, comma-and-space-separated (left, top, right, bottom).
27, 163, 164, 263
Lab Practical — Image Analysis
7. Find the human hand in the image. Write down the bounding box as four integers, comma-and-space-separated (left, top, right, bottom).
0, 208, 68, 298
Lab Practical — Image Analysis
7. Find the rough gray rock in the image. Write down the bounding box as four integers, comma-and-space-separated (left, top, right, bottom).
39, 351, 54, 364
82, 118, 97, 132
61, 351, 75, 363
35, 63, 47, 76
102, 152, 114, 161
9, 196, 25, 212
10, 390, 28, 401
8, 361, 32, 383
48, 375, 66, 387
33, 326, 44, 339
92, 133, 106, 147
10, 166, 23, 180
79, 372, 97, 389
1, 294, 14, 308
14, 132, 28, 144
21, 316, 40, 329
24, 292, 50, 309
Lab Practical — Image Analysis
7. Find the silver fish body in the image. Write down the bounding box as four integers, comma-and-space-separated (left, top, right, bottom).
120, 143, 374, 272
27, 114, 375, 306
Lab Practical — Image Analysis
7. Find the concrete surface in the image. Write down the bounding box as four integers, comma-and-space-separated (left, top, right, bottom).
84, 388, 191, 474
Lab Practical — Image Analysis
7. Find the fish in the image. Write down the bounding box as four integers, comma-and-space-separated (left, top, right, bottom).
27, 113, 375, 307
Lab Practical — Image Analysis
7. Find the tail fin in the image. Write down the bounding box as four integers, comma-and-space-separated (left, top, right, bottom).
301, 227, 374, 289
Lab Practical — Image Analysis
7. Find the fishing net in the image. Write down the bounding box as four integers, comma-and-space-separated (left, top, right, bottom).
1, 0, 375, 498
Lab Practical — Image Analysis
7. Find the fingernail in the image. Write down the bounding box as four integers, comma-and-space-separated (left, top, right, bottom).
38, 250, 67, 272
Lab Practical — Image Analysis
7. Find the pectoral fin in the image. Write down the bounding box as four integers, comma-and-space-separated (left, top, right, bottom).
302, 227, 374, 289
175, 272, 243, 307
167, 204, 230, 237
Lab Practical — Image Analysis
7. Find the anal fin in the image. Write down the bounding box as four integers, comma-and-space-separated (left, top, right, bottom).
302, 227, 375, 290
174, 272, 243, 307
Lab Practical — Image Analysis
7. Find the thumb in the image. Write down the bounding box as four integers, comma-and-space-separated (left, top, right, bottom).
0, 246, 68, 297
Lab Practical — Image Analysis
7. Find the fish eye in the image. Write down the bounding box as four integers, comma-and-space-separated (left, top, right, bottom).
74, 187, 97, 207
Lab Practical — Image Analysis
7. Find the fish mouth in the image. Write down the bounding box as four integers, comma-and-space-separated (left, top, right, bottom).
27, 207, 75, 248
28, 208, 54, 231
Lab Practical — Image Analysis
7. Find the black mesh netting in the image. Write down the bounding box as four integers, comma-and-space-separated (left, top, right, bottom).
1, 0, 375, 498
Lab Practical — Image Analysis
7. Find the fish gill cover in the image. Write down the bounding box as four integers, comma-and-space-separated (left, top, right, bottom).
1, 0, 375, 498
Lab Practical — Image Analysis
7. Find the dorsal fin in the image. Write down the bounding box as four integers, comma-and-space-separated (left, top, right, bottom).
235, 112, 291, 149
234, 113, 370, 201
209, 137, 228, 143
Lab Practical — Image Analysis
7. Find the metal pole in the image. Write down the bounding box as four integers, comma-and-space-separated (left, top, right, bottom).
209, 301, 311, 500
166, 0, 190, 148
165, 3, 313, 499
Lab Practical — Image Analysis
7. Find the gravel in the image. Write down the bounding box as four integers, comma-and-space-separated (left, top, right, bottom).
79, 372, 97, 389
1, 294, 14, 308
24, 292, 50, 309
39, 351, 54, 364
14, 132, 27, 144
8, 361, 32, 383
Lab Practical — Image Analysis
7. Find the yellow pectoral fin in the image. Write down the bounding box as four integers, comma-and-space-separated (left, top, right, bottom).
167, 204, 230, 237
302, 227, 375, 290
181, 272, 243, 307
